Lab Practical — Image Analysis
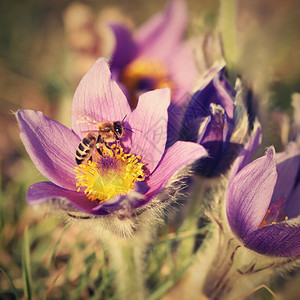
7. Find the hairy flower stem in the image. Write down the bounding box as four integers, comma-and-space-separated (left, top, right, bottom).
169, 180, 222, 288
175, 183, 206, 263
99, 228, 153, 300
168, 220, 277, 299
200, 224, 289, 300
202, 235, 242, 299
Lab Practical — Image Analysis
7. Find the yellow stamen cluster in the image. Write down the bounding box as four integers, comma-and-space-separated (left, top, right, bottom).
121, 58, 174, 107
74, 146, 146, 203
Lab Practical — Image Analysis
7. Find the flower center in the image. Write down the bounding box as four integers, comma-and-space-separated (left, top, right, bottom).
74, 145, 146, 203
121, 58, 173, 108
258, 198, 288, 228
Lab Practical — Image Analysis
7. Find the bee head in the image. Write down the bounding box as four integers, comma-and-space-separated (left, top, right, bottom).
113, 121, 124, 137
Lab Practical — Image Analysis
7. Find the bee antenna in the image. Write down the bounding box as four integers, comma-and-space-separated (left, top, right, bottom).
125, 127, 134, 133
122, 115, 127, 123
125, 127, 142, 133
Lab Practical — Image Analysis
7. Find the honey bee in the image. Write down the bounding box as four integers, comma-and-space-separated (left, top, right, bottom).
75, 121, 125, 165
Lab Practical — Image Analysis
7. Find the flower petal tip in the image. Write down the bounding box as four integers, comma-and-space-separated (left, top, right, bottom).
266, 146, 276, 159
141, 87, 171, 99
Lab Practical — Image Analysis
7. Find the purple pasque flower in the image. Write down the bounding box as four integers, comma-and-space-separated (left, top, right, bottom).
109, 0, 198, 108
226, 142, 300, 257
17, 58, 206, 216
179, 66, 252, 177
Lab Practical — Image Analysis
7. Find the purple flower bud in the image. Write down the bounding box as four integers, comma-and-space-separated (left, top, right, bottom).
180, 68, 254, 177
226, 143, 300, 257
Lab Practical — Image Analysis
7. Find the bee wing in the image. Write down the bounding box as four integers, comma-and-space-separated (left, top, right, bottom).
75, 115, 99, 134
76, 115, 99, 126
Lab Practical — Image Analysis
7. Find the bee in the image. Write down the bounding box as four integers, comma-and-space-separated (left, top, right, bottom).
75, 121, 125, 165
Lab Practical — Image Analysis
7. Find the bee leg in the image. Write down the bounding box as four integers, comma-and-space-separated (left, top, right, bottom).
104, 142, 113, 151
96, 143, 103, 156
96, 135, 103, 156
96, 148, 103, 156
114, 134, 120, 147
104, 142, 115, 156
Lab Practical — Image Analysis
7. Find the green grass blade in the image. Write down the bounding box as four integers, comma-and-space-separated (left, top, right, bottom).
22, 226, 32, 300
0, 267, 20, 300
47, 223, 69, 268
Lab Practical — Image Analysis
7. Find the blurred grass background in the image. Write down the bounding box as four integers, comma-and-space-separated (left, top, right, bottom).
0, 0, 299, 299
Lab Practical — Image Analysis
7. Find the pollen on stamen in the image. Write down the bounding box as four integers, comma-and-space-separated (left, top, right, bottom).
74, 145, 147, 203
258, 198, 289, 228
259, 209, 271, 228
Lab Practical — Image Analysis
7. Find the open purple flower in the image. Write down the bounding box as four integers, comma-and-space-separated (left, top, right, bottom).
226, 142, 300, 257
109, 0, 198, 108
17, 58, 206, 217
179, 66, 253, 177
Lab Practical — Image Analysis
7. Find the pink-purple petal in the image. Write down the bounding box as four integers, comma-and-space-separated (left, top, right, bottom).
124, 88, 170, 173
71, 58, 131, 137
109, 24, 138, 70
181, 70, 234, 134
196, 116, 211, 144
165, 43, 198, 104
135, 0, 188, 60
272, 142, 300, 203
167, 102, 189, 147
285, 183, 300, 218
194, 60, 226, 91
145, 141, 207, 200
226, 148, 278, 238
199, 105, 229, 159
244, 222, 300, 257
17, 110, 80, 190
27, 181, 99, 213
212, 77, 234, 120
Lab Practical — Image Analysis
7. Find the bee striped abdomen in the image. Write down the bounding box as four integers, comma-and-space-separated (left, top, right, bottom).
75, 133, 97, 165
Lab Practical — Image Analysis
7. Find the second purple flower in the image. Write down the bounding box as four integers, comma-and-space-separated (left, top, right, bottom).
109, 0, 198, 108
